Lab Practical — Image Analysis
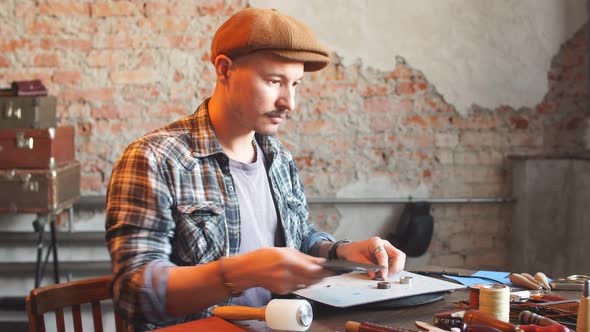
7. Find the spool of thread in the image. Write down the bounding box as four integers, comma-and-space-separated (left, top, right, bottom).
469, 284, 485, 309
478, 284, 510, 322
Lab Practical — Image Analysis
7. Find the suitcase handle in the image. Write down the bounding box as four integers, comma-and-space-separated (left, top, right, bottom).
4, 102, 22, 120
15, 132, 34, 150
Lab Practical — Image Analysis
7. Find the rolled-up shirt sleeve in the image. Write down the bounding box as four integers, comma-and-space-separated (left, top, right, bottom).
285, 154, 336, 253
105, 140, 177, 324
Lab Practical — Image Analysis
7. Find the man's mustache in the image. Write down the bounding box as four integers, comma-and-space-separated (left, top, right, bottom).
264, 110, 289, 118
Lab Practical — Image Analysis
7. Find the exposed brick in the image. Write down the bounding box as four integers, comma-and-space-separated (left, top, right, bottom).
63, 88, 115, 102
138, 17, 191, 33
510, 116, 529, 129
39, 1, 90, 16
565, 117, 583, 130
0, 55, 10, 67
160, 103, 190, 118
27, 19, 57, 35
52, 70, 81, 84
91, 105, 119, 119
15, 2, 38, 17
41, 38, 92, 51
403, 115, 428, 128
91, 2, 142, 17
386, 63, 413, 80
77, 122, 93, 137
360, 83, 390, 97
81, 174, 105, 192
0, 38, 36, 52
122, 85, 160, 102
508, 133, 543, 147
168, 35, 208, 49
460, 132, 503, 147
87, 52, 121, 68
363, 98, 393, 113
302, 120, 335, 135
435, 133, 458, 148
33, 53, 59, 67
198, 1, 241, 16
145, 1, 198, 17
370, 115, 394, 132
111, 70, 157, 84
395, 81, 415, 95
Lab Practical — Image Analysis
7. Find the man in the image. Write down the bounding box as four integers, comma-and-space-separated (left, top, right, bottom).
106, 7, 406, 330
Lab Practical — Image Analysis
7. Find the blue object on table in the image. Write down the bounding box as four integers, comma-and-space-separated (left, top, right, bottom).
443, 270, 511, 287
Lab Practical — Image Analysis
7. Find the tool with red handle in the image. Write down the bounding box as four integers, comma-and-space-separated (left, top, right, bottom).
462, 310, 569, 332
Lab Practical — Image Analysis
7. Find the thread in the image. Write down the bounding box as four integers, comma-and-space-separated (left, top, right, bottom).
469, 284, 485, 309
478, 284, 510, 322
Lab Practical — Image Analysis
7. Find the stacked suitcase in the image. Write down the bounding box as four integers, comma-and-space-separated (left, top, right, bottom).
0, 81, 81, 287
0, 91, 80, 213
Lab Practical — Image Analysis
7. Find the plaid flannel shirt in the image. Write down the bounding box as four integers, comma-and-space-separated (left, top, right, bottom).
105, 100, 333, 331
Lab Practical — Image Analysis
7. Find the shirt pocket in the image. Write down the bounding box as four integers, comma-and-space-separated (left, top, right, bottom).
283, 195, 309, 247
173, 201, 225, 265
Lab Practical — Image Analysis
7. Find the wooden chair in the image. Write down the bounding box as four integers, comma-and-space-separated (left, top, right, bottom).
26, 275, 126, 332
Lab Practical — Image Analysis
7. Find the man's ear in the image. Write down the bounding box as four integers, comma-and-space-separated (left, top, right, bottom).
214, 55, 232, 82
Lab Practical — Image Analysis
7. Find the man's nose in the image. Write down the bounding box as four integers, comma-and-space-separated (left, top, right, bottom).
276, 86, 296, 112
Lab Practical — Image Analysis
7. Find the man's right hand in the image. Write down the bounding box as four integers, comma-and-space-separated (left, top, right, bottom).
221, 247, 333, 294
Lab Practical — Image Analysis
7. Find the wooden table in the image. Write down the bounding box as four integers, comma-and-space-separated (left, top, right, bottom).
153, 288, 467, 331
153, 277, 581, 331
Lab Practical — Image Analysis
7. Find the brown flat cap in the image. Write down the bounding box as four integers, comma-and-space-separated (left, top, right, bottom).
211, 8, 330, 72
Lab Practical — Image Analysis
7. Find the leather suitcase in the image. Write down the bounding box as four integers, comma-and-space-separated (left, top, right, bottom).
0, 96, 57, 128
0, 126, 75, 169
0, 161, 80, 213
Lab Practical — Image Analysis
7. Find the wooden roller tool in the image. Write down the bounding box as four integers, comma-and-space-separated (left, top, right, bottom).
212, 299, 313, 331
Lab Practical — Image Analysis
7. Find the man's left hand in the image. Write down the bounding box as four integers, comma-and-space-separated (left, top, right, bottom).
335, 237, 406, 280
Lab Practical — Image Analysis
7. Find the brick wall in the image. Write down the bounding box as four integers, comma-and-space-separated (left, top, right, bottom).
0, 1, 588, 270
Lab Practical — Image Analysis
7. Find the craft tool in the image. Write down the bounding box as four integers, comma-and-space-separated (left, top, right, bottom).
212, 299, 312, 331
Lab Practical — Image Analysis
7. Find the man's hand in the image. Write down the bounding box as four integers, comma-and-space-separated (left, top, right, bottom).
334, 237, 406, 280
223, 247, 334, 294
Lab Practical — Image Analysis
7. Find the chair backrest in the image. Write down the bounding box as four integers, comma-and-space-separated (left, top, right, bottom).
26, 275, 126, 332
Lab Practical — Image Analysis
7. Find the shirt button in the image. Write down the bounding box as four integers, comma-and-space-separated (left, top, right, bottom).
228, 186, 234, 192
197, 221, 205, 228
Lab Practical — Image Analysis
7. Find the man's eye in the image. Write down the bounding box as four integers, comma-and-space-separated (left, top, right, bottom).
269, 80, 281, 85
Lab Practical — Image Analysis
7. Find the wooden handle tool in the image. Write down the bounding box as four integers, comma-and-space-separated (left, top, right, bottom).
509, 273, 542, 290
212, 299, 313, 331
534, 272, 552, 290
521, 273, 545, 289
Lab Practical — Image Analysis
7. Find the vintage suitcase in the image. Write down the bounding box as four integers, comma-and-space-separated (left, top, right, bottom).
0, 126, 75, 169
0, 96, 57, 128
0, 80, 48, 97
0, 161, 80, 213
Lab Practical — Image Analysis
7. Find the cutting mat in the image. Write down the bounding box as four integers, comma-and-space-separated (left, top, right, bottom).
293, 270, 465, 307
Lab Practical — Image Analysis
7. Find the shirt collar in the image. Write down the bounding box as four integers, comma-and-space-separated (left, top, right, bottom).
190, 99, 224, 158
189, 99, 282, 161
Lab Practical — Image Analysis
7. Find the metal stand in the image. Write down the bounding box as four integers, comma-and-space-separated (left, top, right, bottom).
31, 207, 73, 288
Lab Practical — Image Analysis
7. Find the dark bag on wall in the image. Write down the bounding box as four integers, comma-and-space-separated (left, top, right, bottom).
386, 202, 433, 257
0, 161, 80, 213
0, 126, 75, 169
